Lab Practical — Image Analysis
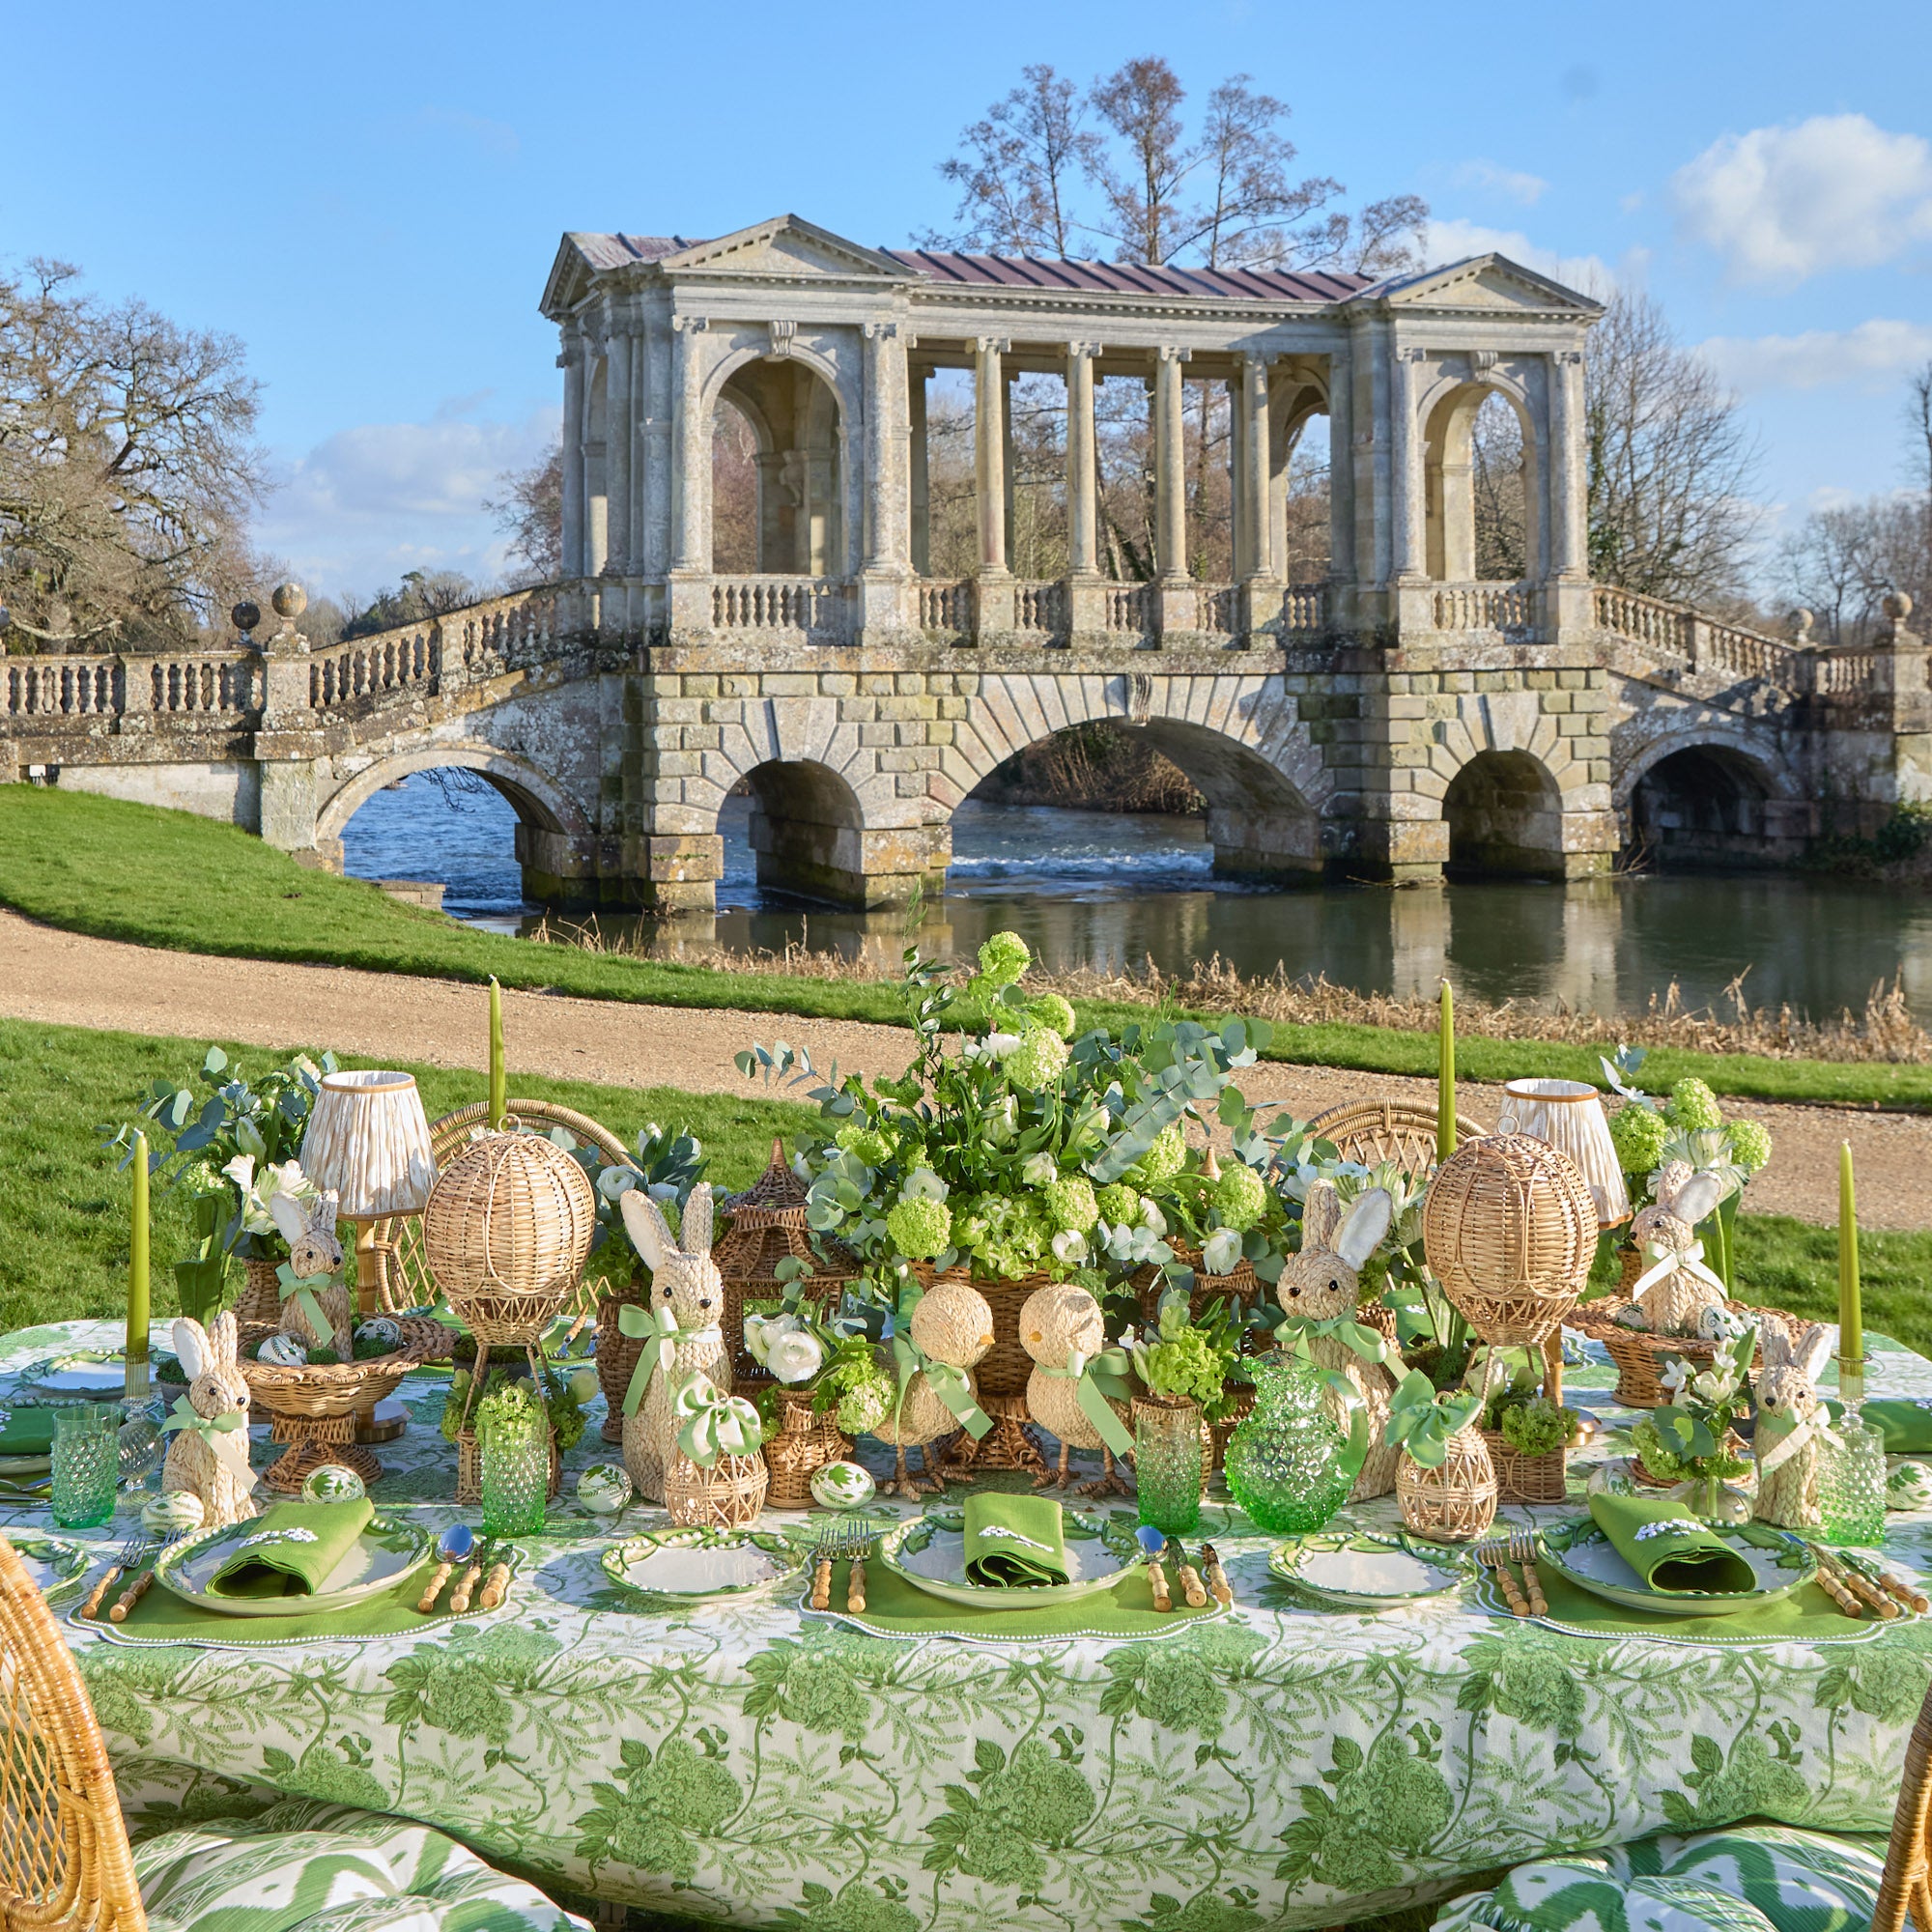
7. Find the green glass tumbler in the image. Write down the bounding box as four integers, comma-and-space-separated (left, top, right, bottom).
479, 1408, 549, 1536
1134, 1396, 1203, 1536
52, 1405, 120, 1528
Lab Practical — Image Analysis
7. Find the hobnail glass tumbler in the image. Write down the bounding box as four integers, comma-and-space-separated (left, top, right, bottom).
1134, 1397, 1203, 1536
52, 1405, 120, 1528
1224, 1356, 1355, 1534
479, 1409, 549, 1536
1819, 1404, 1888, 1547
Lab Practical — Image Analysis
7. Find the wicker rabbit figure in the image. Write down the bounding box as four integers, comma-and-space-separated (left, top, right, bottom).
1753, 1321, 1835, 1529
1279, 1180, 1400, 1501
618, 1184, 727, 1504
873, 1280, 991, 1500
1629, 1162, 1727, 1338
1021, 1282, 1131, 1497
267, 1189, 352, 1356
162, 1314, 258, 1528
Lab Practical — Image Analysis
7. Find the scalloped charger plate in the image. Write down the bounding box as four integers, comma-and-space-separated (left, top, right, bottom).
155, 1514, 432, 1618
879, 1508, 1141, 1608
12, 1529, 91, 1605
1537, 1516, 1815, 1616
601, 1527, 806, 1602
1269, 1531, 1470, 1608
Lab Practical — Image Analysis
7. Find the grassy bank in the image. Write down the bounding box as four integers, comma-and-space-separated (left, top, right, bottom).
3, 1011, 1925, 1353
6, 787, 1931, 1109
0, 1014, 814, 1333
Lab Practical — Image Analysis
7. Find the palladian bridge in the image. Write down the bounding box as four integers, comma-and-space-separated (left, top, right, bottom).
4, 213, 1927, 910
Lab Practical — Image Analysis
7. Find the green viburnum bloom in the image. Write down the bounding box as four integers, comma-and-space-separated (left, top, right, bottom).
1045, 1174, 1100, 1234
1135, 1122, 1188, 1185
835, 1124, 894, 1168
1095, 1182, 1142, 1226
1007, 1027, 1069, 1090
886, 1196, 952, 1261
977, 931, 1032, 988
1027, 992, 1077, 1038
1607, 1101, 1670, 1179
1212, 1162, 1268, 1233
1727, 1118, 1772, 1173
837, 1379, 891, 1435
1666, 1076, 1723, 1132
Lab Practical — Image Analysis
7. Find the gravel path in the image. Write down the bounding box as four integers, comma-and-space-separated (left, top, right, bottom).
2, 908, 1924, 1230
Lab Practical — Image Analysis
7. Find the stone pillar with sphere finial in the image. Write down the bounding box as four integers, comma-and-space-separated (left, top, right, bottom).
253, 582, 328, 865
1875, 593, 1932, 798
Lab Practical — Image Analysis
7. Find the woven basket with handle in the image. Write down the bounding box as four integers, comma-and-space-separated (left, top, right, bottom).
1397, 1425, 1498, 1543
762, 1389, 853, 1510
1306, 1097, 1489, 1173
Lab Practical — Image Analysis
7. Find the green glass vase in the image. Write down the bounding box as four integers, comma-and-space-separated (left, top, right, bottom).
1134, 1396, 1203, 1536
1224, 1355, 1355, 1533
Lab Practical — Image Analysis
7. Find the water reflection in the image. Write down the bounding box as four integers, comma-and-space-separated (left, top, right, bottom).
338, 781, 1932, 1025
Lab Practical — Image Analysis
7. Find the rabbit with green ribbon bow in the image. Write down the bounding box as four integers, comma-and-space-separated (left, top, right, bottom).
162, 1313, 258, 1527
616, 1182, 726, 1505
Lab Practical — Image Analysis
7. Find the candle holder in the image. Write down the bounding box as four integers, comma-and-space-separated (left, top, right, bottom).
1819, 1352, 1887, 1547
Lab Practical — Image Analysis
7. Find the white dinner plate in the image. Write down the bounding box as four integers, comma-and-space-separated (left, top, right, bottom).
1270, 1531, 1469, 1608
155, 1515, 431, 1618
602, 1527, 805, 1603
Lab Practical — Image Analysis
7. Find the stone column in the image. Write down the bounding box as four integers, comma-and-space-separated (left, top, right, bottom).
859, 320, 910, 643
1389, 344, 1422, 583
1325, 356, 1356, 611
604, 319, 632, 576
1153, 347, 1193, 640
1239, 354, 1278, 640
973, 336, 1013, 637
909, 364, 930, 578
559, 336, 585, 579
668, 316, 711, 637
1001, 367, 1018, 568
1230, 380, 1249, 581
1545, 346, 1592, 633
1065, 342, 1102, 637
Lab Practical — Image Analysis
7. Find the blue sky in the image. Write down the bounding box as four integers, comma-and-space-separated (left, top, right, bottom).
8, 0, 1929, 598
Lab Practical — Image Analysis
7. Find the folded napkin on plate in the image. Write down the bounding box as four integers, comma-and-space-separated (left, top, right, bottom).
0, 1410, 58, 1457
962, 1492, 1068, 1588
1825, 1397, 1932, 1454
208, 1499, 375, 1600
1587, 1492, 1756, 1595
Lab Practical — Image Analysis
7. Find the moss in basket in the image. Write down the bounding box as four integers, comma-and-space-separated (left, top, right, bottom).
306, 1348, 339, 1366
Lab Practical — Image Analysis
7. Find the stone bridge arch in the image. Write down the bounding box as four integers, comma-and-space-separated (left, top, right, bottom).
1612, 723, 1812, 867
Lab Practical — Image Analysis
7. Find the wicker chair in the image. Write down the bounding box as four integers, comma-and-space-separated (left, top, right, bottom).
1306, 1096, 1489, 1172
0, 1531, 590, 1930
368, 1099, 636, 1320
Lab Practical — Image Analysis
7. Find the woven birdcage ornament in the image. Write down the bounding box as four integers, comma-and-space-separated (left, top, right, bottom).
1421, 1134, 1596, 1349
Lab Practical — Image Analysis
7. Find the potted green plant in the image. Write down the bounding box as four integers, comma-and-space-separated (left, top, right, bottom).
1631, 1322, 1758, 1522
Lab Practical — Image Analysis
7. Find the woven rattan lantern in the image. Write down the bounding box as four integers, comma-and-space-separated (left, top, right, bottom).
1397, 1425, 1498, 1544
422, 1132, 596, 1349
1422, 1133, 1597, 1348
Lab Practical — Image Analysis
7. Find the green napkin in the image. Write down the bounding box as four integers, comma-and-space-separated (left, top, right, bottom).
1587, 1492, 1757, 1595
1825, 1397, 1932, 1453
208, 1499, 375, 1600
962, 1492, 1069, 1588
0, 1410, 57, 1456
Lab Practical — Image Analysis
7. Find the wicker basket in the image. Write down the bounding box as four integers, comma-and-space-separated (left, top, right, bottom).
596, 1273, 651, 1443
455, 1424, 562, 1507
664, 1449, 769, 1529
1479, 1431, 1569, 1505
762, 1390, 853, 1510
1131, 1245, 1263, 1327
1422, 1134, 1598, 1348
234, 1257, 283, 1328
421, 1131, 597, 1347
1570, 1300, 1793, 1407
1307, 1097, 1490, 1172
1397, 1426, 1498, 1543
1632, 1427, 1748, 1489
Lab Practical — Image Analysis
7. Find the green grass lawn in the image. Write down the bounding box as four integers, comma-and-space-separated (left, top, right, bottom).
4, 1010, 1927, 1354
5, 787, 1931, 1109
0, 1013, 816, 1334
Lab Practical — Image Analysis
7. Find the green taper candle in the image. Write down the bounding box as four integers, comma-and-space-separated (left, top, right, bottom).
488, 978, 507, 1129
1839, 1139, 1862, 1368
128, 1128, 151, 1378
1437, 980, 1456, 1161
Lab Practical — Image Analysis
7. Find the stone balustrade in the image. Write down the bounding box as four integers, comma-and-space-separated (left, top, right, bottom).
1433, 582, 1533, 632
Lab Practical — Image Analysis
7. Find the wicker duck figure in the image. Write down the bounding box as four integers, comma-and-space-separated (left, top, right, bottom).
1021, 1282, 1132, 1496
871, 1279, 993, 1501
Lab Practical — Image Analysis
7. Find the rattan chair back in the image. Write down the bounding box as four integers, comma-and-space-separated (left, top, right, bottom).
370, 1101, 634, 1319
0, 1533, 145, 1929
1874, 1683, 1932, 1932
1306, 1098, 1489, 1174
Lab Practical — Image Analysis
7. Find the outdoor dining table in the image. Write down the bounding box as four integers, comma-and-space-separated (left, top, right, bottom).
6, 1314, 1931, 1930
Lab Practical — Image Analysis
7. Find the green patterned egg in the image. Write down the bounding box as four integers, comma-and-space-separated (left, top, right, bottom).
256, 1332, 309, 1366
1889, 1461, 1932, 1511
355, 1318, 402, 1352
810, 1462, 876, 1510
301, 1463, 367, 1505
142, 1492, 206, 1536
577, 1463, 633, 1514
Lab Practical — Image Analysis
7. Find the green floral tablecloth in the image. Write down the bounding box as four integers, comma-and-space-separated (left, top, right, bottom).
7, 1316, 1932, 1932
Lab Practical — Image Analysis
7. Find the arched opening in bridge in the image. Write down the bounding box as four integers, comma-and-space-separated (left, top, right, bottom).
712, 362, 843, 576
1442, 750, 1565, 878
1629, 746, 1776, 869
1423, 384, 1539, 584
719, 757, 904, 910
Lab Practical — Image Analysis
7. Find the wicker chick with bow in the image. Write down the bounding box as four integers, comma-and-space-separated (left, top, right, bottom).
1020, 1282, 1134, 1496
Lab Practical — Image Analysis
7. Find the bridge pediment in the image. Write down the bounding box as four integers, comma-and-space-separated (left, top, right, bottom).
660, 216, 911, 285
1364, 253, 1604, 317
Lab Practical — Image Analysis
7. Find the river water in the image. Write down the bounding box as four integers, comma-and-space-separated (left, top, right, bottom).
341, 778, 1932, 1024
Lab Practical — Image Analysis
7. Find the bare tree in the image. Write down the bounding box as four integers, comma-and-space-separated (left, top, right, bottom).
1584, 291, 1760, 606
1471, 394, 1528, 581
923, 64, 1098, 255
1908, 360, 1932, 499
486, 439, 564, 585
1777, 497, 1931, 647
0, 257, 265, 646
710, 405, 760, 574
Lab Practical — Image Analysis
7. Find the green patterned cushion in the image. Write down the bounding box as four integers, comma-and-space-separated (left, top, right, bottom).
133, 1801, 588, 1932
1437, 1827, 1888, 1932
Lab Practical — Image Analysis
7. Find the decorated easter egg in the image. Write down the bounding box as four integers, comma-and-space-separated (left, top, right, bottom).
1888, 1461, 1932, 1512
1586, 1457, 1641, 1499
301, 1463, 368, 1505
568, 1367, 601, 1407
1696, 1303, 1749, 1343
355, 1318, 402, 1352
577, 1463, 634, 1514
142, 1492, 206, 1537
257, 1332, 309, 1366
810, 1461, 877, 1511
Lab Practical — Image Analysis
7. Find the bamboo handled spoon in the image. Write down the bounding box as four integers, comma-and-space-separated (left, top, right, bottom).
416, 1525, 473, 1615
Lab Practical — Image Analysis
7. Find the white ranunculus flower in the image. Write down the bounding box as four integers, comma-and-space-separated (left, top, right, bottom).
647, 1181, 680, 1202
983, 1097, 1017, 1146
1139, 1200, 1169, 1240
1051, 1230, 1089, 1265
598, 1166, 638, 1200
767, 1328, 825, 1385
1203, 1228, 1241, 1276
743, 1311, 805, 1368
902, 1167, 949, 1203
1021, 1152, 1057, 1188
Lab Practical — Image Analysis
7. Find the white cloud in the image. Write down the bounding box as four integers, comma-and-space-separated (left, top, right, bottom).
1423, 219, 1622, 298
1672, 114, 1932, 283
254, 402, 558, 599
1451, 159, 1548, 206
1699, 319, 1932, 393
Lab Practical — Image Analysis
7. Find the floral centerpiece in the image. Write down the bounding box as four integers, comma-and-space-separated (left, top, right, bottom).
1630, 1322, 1758, 1521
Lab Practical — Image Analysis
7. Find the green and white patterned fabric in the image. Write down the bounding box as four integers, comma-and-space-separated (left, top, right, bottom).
7, 1317, 1932, 1929
132, 1799, 589, 1930
1435, 1824, 1892, 1932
